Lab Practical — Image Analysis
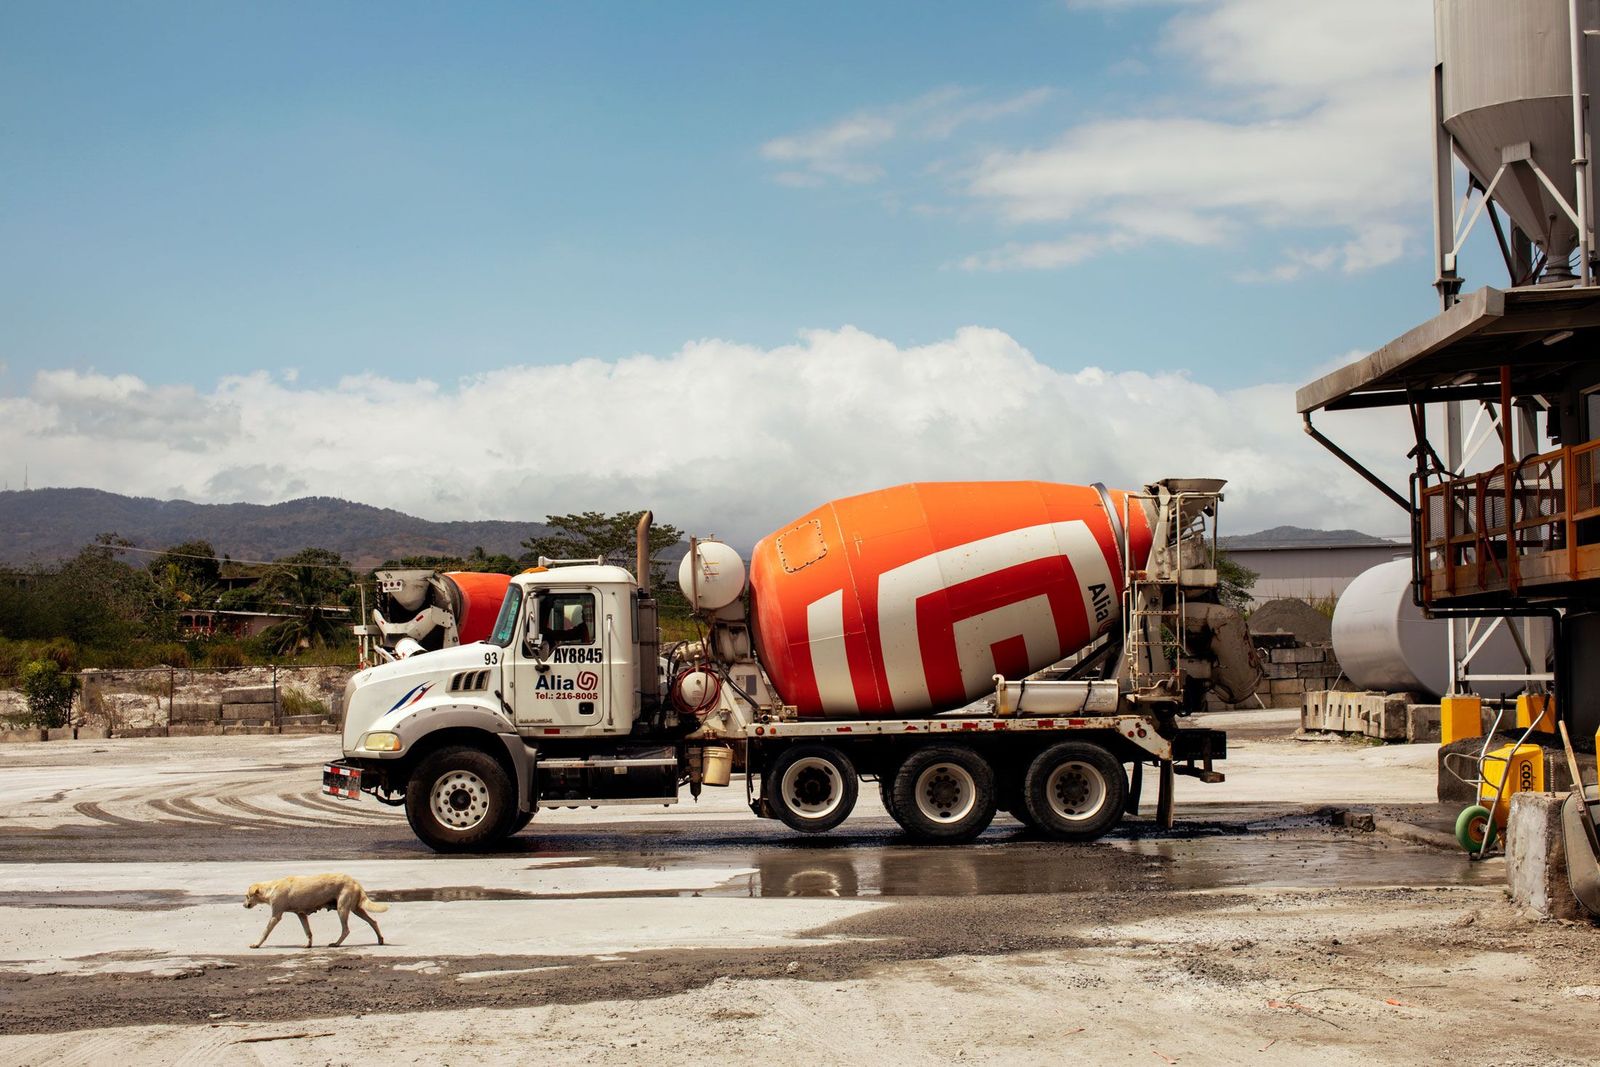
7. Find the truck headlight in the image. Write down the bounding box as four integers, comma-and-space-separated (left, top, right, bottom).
362, 732, 402, 752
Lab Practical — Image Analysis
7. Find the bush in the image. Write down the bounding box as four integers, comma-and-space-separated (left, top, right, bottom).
144, 642, 193, 669
19, 660, 77, 729
281, 689, 330, 718
204, 642, 248, 669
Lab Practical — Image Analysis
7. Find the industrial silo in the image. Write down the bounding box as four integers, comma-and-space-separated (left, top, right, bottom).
1435, 0, 1600, 287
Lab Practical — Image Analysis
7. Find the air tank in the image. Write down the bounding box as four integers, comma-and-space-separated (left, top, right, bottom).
1331, 559, 1541, 699
748, 481, 1153, 718
1437, 0, 1600, 270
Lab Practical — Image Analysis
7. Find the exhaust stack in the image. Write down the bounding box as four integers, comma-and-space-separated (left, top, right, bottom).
635, 510, 653, 592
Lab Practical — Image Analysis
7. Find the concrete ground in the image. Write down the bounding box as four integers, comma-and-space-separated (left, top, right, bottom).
2, 709, 1597, 1065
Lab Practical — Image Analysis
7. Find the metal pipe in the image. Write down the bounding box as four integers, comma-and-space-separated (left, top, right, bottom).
1573, 0, 1593, 284
1301, 412, 1410, 510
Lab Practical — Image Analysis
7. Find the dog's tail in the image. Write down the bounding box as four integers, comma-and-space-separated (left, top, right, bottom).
360, 891, 390, 913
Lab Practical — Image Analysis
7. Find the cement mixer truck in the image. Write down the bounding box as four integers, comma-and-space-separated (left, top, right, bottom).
324, 478, 1260, 852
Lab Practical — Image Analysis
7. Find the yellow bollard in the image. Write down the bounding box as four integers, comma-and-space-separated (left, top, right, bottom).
1515, 693, 1555, 733
1441, 694, 1483, 745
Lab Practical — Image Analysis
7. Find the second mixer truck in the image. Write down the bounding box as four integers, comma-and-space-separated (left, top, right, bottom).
324, 477, 1260, 852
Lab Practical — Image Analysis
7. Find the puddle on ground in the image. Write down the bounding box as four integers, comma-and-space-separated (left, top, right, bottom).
352, 836, 1502, 903
0, 889, 194, 911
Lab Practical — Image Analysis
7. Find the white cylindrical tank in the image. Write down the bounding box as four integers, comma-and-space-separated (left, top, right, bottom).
678, 540, 746, 611
1332, 559, 1541, 699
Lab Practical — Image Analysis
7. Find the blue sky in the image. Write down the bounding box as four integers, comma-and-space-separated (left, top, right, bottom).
0, 1, 1466, 538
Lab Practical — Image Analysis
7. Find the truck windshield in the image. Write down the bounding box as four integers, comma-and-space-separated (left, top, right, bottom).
487, 584, 523, 648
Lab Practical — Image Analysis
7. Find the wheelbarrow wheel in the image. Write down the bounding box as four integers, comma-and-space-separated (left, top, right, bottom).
1455, 804, 1496, 854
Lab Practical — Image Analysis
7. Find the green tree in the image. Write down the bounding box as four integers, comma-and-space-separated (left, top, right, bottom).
20, 659, 77, 728
148, 539, 222, 610
258, 548, 355, 654
1217, 552, 1259, 613
522, 511, 684, 578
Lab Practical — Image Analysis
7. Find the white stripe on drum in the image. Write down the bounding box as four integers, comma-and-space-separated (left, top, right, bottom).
877, 520, 1112, 713
950, 594, 1060, 698
805, 588, 859, 714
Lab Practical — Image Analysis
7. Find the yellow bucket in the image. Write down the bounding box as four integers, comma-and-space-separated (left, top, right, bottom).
701, 745, 733, 787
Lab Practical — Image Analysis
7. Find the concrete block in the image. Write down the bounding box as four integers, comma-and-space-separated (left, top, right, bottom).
1301, 692, 1326, 731
222, 724, 276, 735
0, 729, 45, 744
169, 701, 221, 723
72, 727, 110, 740
168, 723, 224, 737
279, 723, 337, 735
44, 727, 74, 741
1282, 647, 1326, 664
1268, 648, 1296, 665
1264, 662, 1296, 680
1506, 792, 1587, 922
218, 685, 276, 705
1407, 704, 1442, 744
222, 702, 278, 721
1369, 694, 1408, 741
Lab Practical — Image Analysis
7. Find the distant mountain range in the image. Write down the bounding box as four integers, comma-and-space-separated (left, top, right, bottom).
1220, 525, 1401, 550
0, 488, 551, 570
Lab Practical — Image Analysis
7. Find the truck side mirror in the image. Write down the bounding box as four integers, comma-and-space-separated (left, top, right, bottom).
524, 595, 552, 661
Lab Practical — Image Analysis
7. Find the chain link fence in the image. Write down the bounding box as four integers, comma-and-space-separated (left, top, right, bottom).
0, 664, 356, 739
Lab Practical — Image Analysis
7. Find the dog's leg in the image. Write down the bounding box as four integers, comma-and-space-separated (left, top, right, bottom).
331, 904, 351, 947
354, 905, 384, 946
298, 912, 314, 948
252, 912, 282, 949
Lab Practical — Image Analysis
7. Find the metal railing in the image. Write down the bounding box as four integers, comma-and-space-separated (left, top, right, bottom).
1419, 438, 1600, 600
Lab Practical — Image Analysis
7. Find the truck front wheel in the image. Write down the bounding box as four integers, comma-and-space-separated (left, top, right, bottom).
889, 746, 997, 844
1022, 742, 1126, 842
405, 746, 515, 853
766, 744, 859, 834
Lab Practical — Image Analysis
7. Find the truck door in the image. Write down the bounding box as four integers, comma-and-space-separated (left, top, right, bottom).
510, 588, 606, 730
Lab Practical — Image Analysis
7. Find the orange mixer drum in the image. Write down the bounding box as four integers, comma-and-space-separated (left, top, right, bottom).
443, 571, 513, 645
749, 482, 1152, 718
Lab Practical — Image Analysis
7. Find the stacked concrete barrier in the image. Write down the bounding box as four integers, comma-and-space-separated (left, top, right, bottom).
1301, 690, 1426, 741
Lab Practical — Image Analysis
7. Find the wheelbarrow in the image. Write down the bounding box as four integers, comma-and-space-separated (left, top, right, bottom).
1557, 722, 1600, 919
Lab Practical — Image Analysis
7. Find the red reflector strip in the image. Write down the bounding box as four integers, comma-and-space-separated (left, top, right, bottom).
835, 726, 852, 733
543, 728, 560, 735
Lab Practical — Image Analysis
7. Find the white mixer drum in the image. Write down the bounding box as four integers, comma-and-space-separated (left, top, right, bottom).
678, 539, 746, 611
1331, 559, 1542, 699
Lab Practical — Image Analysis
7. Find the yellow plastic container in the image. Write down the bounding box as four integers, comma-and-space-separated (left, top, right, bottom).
701, 745, 733, 787
1516, 693, 1555, 733
1441, 694, 1483, 745
1479, 742, 1544, 824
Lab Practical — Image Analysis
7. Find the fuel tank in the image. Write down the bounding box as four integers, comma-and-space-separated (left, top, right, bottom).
748, 481, 1152, 718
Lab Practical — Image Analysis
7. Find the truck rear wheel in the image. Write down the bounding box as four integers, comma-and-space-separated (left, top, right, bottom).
889, 746, 997, 844
1022, 742, 1126, 842
405, 746, 515, 853
766, 744, 858, 834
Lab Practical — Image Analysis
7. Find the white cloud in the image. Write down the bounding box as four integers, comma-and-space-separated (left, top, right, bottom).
970, 0, 1431, 270
760, 87, 1051, 186
1, 328, 1411, 545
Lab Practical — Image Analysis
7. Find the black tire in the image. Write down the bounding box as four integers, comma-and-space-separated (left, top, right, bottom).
506, 810, 535, 835
765, 744, 859, 834
889, 746, 997, 844
405, 746, 515, 853
1022, 742, 1127, 842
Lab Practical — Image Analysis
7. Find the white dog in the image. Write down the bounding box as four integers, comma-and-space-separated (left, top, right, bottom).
244, 874, 388, 948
